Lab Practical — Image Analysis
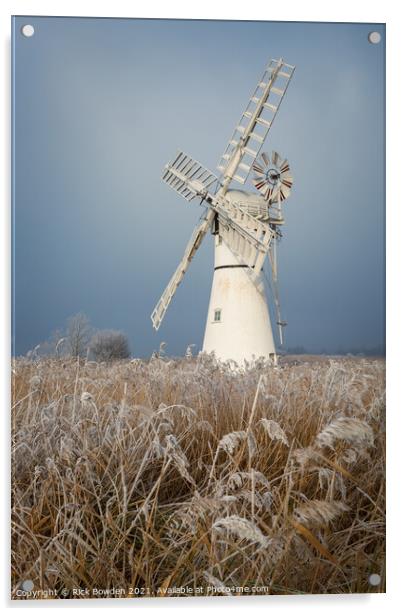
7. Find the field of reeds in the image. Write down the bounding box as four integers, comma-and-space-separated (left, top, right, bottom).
11, 354, 385, 599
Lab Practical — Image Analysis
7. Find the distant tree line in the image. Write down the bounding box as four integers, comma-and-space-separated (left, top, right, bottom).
285, 344, 385, 357
35, 312, 131, 362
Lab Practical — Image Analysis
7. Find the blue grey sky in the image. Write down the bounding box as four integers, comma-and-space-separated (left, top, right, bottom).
12, 17, 385, 357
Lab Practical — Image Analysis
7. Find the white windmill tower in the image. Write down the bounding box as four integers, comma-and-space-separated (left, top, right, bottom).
151, 57, 295, 365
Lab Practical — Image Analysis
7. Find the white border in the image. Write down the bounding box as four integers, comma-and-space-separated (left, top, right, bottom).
2, 1, 401, 614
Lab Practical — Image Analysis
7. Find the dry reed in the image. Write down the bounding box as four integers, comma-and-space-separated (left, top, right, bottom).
11, 354, 385, 598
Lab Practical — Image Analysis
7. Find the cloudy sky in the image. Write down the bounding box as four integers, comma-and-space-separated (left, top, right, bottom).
12, 17, 385, 356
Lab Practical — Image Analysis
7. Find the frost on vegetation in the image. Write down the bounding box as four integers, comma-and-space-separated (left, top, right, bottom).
11, 355, 385, 595
259, 418, 289, 446
185, 344, 196, 359
247, 431, 258, 458
164, 434, 195, 486
237, 489, 273, 511
80, 392, 94, 403
293, 500, 349, 528
340, 448, 358, 465
132, 404, 155, 421
226, 470, 270, 492
212, 515, 270, 548
315, 417, 374, 450
217, 431, 247, 455
317, 467, 346, 500
168, 493, 235, 535
203, 571, 232, 595
292, 447, 320, 467
215, 470, 273, 512
156, 403, 197, 421
195, 420, 214, 433
29, 375, 41, 389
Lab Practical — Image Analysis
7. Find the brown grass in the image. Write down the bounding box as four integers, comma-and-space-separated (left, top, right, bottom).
11, 354, 385, 598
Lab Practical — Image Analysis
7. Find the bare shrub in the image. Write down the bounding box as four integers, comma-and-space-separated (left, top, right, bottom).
89, 330, 130, 362
65, 312, 92, 358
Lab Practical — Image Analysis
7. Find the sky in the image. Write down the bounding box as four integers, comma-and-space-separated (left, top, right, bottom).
12, 17, 385, 357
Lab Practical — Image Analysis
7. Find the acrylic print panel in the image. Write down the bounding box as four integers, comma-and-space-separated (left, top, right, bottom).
11, 16, 385, 599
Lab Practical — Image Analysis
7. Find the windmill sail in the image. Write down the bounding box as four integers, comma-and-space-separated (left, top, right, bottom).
162, 151, 218, 201
214, 198, 274, 275
217, 58, 295, 186
151, 209, 215, 330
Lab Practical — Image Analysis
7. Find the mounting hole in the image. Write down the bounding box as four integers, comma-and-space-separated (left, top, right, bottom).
21, 24, 35, 38
368, 573, 381, 586
368, 31, 381, 44
21, 579, 34, 591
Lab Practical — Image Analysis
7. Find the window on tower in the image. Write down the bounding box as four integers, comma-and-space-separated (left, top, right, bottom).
214, 309, 222, 322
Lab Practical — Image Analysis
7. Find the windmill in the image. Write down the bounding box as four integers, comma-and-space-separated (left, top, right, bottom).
151, 57, 295, 365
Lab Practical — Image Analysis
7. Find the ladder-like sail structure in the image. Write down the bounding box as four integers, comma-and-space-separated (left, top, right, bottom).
217, 58, 295, 186
162, 151, 218, 201
151, 209, 215, 330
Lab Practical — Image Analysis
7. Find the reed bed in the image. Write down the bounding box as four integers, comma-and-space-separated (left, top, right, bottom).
11, 354, 385, 598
